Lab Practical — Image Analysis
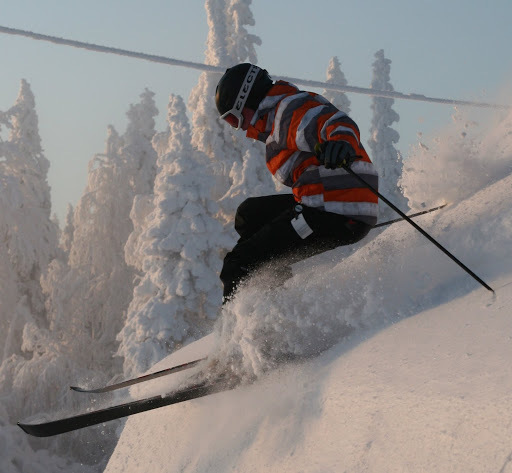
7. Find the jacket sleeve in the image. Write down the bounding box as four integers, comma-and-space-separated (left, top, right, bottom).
319, 111, 361, 152
290, 97, 362, 156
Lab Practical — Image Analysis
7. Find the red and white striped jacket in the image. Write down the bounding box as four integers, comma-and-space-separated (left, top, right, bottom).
246, 81, 378, 226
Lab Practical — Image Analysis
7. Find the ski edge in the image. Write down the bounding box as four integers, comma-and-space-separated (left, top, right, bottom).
19, 377, 237, 437
70, 357, 207, 394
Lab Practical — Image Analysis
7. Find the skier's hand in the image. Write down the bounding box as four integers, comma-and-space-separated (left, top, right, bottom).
315, 141, 356, 169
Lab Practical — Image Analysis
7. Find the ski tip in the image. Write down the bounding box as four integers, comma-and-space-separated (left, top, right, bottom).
18, 421, 56, 438
17, 421, 43, 437
17, 421, 30, 434
17, 422, 26, 432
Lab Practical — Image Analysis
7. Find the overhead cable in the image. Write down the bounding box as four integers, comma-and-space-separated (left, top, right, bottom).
0, 25, 509, 110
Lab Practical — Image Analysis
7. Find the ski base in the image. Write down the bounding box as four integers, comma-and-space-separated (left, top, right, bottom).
18, 377, 237, 437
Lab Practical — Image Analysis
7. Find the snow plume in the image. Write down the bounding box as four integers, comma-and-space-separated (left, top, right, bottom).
212, 242, 385, 380
401, 104, 512, 210
207, 102, 512, 382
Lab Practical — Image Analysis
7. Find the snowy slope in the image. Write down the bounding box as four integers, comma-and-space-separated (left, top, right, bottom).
105, 282, 511, 473
104, 152, 512, 472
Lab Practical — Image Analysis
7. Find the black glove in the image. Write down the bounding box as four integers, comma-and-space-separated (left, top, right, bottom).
315, 141, 356, 169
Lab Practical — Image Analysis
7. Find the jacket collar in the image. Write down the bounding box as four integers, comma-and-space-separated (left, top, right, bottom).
245, 81, 298, 142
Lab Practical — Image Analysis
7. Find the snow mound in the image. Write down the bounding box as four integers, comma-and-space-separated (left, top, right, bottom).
105, 276, 512, 473
105, 105, 512, 472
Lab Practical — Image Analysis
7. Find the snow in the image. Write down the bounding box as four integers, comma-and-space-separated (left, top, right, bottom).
105, 279, 512, 473
103, 133, 512, 471
1, 2, 512, 471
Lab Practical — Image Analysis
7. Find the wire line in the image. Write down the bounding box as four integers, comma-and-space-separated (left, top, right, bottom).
0, 25, 509, 110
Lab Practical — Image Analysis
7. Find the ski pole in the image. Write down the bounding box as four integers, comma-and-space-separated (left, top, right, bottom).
343, 163, 494, 293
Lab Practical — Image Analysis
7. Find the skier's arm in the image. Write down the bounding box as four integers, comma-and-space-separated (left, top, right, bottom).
311, 111, 362, 169
314, 141, 356, 169
322, 113, 361, 152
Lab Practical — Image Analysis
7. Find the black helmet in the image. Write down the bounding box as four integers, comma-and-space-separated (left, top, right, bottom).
215, 63, 273, 118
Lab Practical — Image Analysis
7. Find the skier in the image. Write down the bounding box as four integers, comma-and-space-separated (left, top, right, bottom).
215, 63, 379, 302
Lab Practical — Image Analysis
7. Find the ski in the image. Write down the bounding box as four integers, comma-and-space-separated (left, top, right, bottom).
70, 357, 207, 394
374, 203, 447, 228
18, 376, 238, 437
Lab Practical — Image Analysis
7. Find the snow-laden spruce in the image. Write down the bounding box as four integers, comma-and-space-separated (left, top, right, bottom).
118, 95, 231, 377
0, 79, 58, 368
0, 88, 160, 472
0, 80, 59, 361
322, 56, 351, 114
43, 89, 159, 381
188, 0, 278, 227
368, 49, 408, 220
0, 81, 96, 473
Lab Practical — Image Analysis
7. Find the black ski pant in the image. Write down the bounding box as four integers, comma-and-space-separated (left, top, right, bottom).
220, 194, 372, 301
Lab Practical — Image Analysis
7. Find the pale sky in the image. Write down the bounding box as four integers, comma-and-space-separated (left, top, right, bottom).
1, 0, 511, 222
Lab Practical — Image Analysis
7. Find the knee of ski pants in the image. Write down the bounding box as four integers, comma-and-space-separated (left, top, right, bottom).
234, 197, 258, 236
220, 253, 253, 301
220, 253, 251, 288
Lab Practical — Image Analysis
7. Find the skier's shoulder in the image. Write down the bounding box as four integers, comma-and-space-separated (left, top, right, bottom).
270, 80, 300, 96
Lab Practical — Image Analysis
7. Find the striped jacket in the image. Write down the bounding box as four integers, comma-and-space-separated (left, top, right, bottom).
246, 81, 378, 226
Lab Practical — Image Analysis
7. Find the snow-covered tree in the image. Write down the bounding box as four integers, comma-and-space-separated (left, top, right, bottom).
226, 0, 261, 63
189, 0, 277, 226
368, 50, 408, 220
59, 90, 158, 361
322, 56, 351, 114
118, 95, 231, 376
119, 3, 277, 374
59, 203, 75, 255
0, 89, 159, 468
0, 81, 103, 471
0, 80, 59, 361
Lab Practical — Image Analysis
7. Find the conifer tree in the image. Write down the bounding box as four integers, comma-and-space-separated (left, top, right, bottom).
119, 95, 230, 376
0, 82, 104, 470
0, 80, 58, 360
323, 56, 351, 114
32, 89, 158, 408
368, 49, 408, 220
59, 203, 75, 255
120, 2, 276, 372
189, 0, 277, 228
226, 0, 261, 64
